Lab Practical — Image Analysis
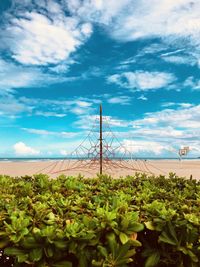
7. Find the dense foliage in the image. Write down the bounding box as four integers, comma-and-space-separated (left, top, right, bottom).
0, 173, 199, 267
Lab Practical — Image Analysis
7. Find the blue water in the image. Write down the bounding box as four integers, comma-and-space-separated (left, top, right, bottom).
0, 157, 199, 162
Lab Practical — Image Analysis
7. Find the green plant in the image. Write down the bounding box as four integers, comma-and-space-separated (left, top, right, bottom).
0, 174, 199, 266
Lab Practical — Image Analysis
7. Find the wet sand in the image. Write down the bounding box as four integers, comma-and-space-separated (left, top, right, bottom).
0, 159, 199, 180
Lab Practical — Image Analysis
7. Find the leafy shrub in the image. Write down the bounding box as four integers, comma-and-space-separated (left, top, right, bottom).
0, 173, 199, 266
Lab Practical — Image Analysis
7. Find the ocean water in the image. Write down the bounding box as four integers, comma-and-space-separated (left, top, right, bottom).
0, 157, 199, 162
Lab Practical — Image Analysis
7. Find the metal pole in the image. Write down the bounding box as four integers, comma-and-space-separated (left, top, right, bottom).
100, 104, 103, 174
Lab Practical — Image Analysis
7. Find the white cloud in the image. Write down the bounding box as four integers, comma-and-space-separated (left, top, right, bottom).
74, 114, 130, 129
98, 104, 200, 156
161, 55, 197, 66
107, 96, 131, 105
161, 102, 194, 108
106, 0, 200, 44
66, 0, 131, 25
75, 101, 92, 108
184, 76, 200, 90
134, 105, 200, 129
121, 140, 172, 155
138, 95, 148, 101
0, 58, 75, 92
60, 149, 68, 156
0, 94, 33, 118
35, 111, 67, 118
66, 0, 200, 65
0, 93, 98, 119
0, 59, 38, 91
2, 7, 92, 65
130, 105, 200, 156
22, 128, 78, 138
66, 0, 200, 42
13, 142, 40, 156
49, 64, 69, 74
108, 71, 175, 91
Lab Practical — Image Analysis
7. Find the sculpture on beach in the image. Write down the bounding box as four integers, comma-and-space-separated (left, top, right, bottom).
38, 105, 163, 176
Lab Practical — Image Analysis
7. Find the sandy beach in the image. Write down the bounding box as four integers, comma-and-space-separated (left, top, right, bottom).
0, 159, 199, 180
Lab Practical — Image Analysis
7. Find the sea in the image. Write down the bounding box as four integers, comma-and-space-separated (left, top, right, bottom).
0, 157, 199, 162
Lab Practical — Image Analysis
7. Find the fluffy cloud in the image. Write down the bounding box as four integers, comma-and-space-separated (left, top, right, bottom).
0, 94, 97, 119
128, 104, 200, 156
133, 105, 200, 129
66, 1, 200, 42
2, 5, 92, 65
60, 149, 68, 156
0, 94, 33, 118
66, 0, 131, 25
74, 113, 131, 129
3, 0, 200, 68
107, 95, 131, 105
66, 0, 200, 66
22, 128, 78, 138
98, 104, 200, 156
138, 95, 148, 101
121, 140, 172, 155
161, 102, 194, 108
184, 77, 200, 90
14, 142, 40, 155
108, 71, 175, 91
0, 58, 75, 92
108, 1, 200, 41
161, 55, 197, 66
0, 59, 39, 91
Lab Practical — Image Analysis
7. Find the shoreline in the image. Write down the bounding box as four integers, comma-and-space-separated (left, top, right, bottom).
0, 159, 199, 180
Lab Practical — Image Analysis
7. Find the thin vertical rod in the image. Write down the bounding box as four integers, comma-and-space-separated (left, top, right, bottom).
100, 104, 103, 174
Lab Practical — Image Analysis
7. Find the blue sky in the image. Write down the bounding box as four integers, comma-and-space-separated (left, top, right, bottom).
0, 0, 200, 158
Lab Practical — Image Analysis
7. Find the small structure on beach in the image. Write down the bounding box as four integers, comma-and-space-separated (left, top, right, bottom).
179, 146, 190, 159
38, 105, 161, 176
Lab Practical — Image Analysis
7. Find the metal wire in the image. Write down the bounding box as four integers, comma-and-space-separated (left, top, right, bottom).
37, 108, 165, 176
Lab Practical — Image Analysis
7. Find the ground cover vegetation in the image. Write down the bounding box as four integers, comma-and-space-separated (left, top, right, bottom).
0, 173, 199, 267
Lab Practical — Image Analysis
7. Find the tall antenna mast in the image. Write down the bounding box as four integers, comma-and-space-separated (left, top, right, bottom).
100, 104, 103, 174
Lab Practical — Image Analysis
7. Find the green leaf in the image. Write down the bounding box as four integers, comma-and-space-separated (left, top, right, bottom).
29, 248, 43, 261
167, 222, 178, 243
97, 245, 108, 258
130, 239, 142, 247
187, 250, 198, 263
21, 236, 39, 249
119, 232, 129, 244
4, 247, 28, 263
159, 231, 177, 246
130, 222, 144, 232
45, 247, 54, 258
4, 247, 25, 256
144, 221, 156, 231
17, 253, 29, 263
116, 242, 131, 260
145, 251, 160, 267
106, 233, 117, 256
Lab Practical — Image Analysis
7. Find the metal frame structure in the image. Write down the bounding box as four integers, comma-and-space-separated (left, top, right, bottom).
38, 105, 164, 176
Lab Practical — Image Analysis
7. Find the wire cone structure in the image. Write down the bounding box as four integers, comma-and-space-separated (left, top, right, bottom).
38, 105, 162, 176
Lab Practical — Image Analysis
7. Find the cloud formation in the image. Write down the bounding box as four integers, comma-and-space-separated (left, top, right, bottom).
66, 0, 200, 67
22, 128, 78, 138
121, 140, 172, 155
108, 71, 175, 91
14, 142, 40, 155
1, 2, 92, 65
0, 58, 76, 92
